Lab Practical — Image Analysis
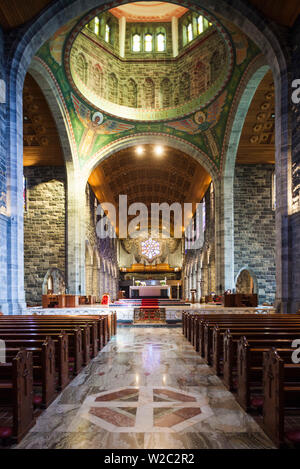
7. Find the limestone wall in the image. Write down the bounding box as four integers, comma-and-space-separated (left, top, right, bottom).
234, 164, 275, 304
24, 166, 66, 305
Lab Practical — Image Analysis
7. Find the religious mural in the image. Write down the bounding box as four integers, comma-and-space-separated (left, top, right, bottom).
34, 5, 262, 172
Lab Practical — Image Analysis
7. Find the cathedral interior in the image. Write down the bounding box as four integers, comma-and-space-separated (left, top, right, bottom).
0, 0, 300, 452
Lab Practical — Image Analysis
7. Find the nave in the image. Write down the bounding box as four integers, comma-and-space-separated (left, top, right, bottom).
16, 327, 274, 450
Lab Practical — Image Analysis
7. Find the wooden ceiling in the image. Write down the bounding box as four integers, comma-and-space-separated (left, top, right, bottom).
0, 0, 52, 30
89, 145, 211, 207
23, 73, 64, 167
0, 0, 299, 30
236, 70, 275, 165
88, 145, 211, 234
249, 0, 300, 27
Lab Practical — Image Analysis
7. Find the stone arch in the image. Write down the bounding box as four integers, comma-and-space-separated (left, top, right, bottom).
194, 61, 209, 96
83, 133, 221, 293
160, 77, 172, 108
222, 61, 270, 293
93, 64, 103, 95
108, 72, 118, 102
126, 78, 137, 108
42, 268, 65, 295
2, 0, 290, 314
235, 267, 258, 296
179, 72, 190, 103
76, 53, 88, 84
143, 78, 155, 109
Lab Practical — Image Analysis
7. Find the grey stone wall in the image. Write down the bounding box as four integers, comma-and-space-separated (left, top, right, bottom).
234, 164, 275, 304
24, 166, 66, 305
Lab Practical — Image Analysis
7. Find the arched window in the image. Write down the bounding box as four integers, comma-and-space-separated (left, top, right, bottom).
161, 77, 172, 107
76, 53, 88, 84
108, 73, 118, 102
132, 33, 141, 52
93, 65, 102, 94
105, 23, 110, 43
127, 79, 137, 107
94, 17, 100, 36
197, 16, 203, 34
145, 33, 153, 52
143, 77, 155, 108
187, 23, 193, 42
157, 33, 166, 52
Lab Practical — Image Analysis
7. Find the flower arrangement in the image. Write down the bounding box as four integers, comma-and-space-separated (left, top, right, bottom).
160, 280, 166, 286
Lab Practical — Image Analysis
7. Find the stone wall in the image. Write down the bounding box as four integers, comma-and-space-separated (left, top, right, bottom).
24, 166, 66, 305
234, 164, 275, 304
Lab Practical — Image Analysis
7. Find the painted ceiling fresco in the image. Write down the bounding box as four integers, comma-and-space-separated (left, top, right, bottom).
34, 4, 262, 173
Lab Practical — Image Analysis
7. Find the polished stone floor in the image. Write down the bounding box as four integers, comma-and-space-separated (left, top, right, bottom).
16, 327, 274, 449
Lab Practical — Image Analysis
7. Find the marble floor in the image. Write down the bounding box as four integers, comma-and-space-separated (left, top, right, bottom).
16, 327, 274, 449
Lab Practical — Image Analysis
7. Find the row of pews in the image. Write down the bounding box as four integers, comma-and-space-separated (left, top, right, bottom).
182, 311, 300, 448
0, 312, 117, 445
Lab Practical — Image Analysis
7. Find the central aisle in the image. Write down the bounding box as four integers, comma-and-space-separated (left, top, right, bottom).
17, 327, 274, 449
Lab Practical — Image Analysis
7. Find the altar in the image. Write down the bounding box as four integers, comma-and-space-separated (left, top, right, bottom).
129, 285, 171, 298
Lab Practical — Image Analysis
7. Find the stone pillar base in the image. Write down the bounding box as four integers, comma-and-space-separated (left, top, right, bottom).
0, 300, 27, 315
274, 299, 300, 314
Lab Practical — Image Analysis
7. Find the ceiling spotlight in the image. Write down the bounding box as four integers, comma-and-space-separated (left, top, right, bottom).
136, 146, 144, 156
154, 145, 164, 157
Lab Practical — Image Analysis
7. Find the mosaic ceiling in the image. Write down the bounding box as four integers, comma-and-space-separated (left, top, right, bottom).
33, 1, 262, 172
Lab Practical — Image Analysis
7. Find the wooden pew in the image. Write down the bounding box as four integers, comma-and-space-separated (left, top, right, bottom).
236, 336, 294, 411
1, 334, 69, 391
212, 323, 300, 373
223, 330, 300, 390
4, 337, 56, 408
0, 317, 97, 360
0, 324, 90, 366
263, 348, 300, 448
0, 329, 82, 375
0, 350, 35, 442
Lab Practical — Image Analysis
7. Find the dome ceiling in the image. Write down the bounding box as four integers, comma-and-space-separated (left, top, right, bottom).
67, 5, 234, 121
110, 2, 188, 22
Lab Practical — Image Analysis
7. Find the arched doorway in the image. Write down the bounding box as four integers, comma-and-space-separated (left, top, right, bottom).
235, 269, 257, 296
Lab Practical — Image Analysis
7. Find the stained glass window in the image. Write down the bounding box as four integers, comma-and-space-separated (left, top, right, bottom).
141, 238, 160, 260
187, 23, 193, 42
145, 34, 153, 52
157, 33, 166, 51
94, 17, 100, 36
197, 16, 203, 34
105, 24, 110, 43
132, 33, 141, 52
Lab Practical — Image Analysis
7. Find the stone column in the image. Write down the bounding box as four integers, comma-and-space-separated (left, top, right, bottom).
67, 169, 86, 295
99, 267, 105, 300
187, 275, 192, 301
196, 266, 202, 302
119, 16, 126, 58
0, 60, 26, 314
172, 17, 178, 58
